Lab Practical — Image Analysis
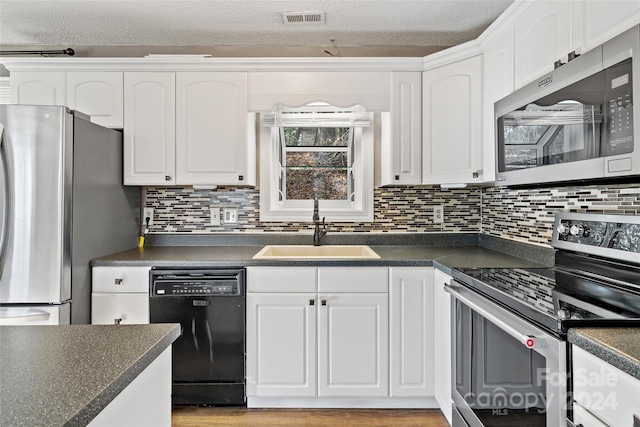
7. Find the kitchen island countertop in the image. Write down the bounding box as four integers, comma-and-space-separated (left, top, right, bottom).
0, 324, 180, 427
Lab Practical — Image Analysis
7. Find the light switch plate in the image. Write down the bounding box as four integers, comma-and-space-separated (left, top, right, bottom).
210, 207, 221, 226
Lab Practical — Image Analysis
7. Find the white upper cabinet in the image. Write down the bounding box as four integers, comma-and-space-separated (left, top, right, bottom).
381, 72, 422, 185
176, 72, 252, 186
10, 72, 66, 106
572, 0, 640, 56
513, 0, 571, 89
482, 26, 515, 183
123, 72, 176, 185
422, 55, 483, 185
66, 72, 123, 128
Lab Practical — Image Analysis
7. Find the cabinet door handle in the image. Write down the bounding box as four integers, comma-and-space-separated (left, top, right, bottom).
165, 175, 171, 181
114, 318, 122, 325
321, 299, 327, 306
114, 278, 123, 285
309, 299, 315, 306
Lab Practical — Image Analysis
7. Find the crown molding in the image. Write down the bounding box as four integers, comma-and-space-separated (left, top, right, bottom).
0, 56, 425, 72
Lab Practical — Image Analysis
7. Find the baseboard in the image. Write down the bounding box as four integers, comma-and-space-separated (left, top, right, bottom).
247, 396, 439, 409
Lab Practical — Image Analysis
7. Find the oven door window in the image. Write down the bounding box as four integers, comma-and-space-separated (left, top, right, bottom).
455, 300, 548, 426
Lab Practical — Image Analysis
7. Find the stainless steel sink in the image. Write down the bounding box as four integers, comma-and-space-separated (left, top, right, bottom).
252, 245, 380, 260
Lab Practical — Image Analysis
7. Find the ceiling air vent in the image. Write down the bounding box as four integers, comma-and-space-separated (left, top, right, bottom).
282, 11, 326, 25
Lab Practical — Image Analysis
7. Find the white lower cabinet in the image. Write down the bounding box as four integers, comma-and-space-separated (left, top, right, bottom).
246, 292, 317, 397
247, 266, 438, 409
389, 267, 434, 397
433, 269, 453, 425
572, 345, 640, 427
91, 266, 151, 325
318, 292, 389, 397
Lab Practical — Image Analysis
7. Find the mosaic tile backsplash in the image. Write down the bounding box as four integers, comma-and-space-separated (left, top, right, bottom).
144, 186, 482, 234
481, 183, 640, 246
144, 182, 640, 247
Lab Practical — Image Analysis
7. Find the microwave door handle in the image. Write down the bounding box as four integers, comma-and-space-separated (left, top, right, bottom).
445, 284, 537, 348
0, 124, 9, 279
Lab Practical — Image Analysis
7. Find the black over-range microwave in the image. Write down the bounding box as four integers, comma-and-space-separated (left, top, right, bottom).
495, 25, 639, 186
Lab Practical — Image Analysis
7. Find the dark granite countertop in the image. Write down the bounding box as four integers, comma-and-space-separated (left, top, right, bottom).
568, 328, 640, 381
0, 324, 180, 427
90, 244, 548, 271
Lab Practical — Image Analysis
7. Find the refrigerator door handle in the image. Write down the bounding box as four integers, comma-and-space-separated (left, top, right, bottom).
0, 123, 9, 279
0, 307, 51, 325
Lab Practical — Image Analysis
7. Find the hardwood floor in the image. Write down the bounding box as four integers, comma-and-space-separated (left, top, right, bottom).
172, 407, 449, 427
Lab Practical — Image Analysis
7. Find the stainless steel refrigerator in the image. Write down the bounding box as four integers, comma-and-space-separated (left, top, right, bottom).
0, 105, 140, 325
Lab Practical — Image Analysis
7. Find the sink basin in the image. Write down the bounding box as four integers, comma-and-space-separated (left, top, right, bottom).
253, 245, 381, 260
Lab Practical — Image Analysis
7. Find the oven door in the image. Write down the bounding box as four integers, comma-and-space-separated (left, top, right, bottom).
446, 282, 567, 427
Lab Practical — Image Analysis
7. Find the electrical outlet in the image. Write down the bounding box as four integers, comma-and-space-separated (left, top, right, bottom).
433, 205, 444, 224
210, 207, 221, 226
223, 208, 238, 224
143, 208, 154, 226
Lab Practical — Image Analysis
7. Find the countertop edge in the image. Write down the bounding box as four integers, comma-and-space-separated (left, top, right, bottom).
66, 324, 181, 426
568, 328, 640, 381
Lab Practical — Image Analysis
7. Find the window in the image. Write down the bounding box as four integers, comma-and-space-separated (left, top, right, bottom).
260, 104, 374, 222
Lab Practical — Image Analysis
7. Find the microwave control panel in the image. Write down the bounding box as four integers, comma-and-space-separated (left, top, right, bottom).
606, 59, 633, 155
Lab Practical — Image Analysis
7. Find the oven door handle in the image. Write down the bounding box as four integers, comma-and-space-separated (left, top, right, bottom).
445, 284, 538, 349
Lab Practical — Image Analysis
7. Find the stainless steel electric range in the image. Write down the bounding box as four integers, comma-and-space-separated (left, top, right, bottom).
448, 212, 640, 427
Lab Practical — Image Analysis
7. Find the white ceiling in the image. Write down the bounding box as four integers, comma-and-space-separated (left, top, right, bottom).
0, 0, 514, 57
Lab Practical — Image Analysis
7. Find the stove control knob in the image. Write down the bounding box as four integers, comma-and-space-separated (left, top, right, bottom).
557, 222, 571, 236
570, 224, 584, 237
557, 308, 571, 320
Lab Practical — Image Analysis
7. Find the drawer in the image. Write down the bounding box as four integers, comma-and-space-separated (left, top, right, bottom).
91, 293, 149, 325
92, 266, 151, 293
247, 267, 317, 292
318, 267, 388, 293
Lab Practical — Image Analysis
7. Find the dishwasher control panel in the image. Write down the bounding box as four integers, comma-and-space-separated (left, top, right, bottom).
150, 269, 245, 297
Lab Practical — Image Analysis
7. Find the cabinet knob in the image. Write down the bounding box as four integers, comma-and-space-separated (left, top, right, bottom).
114, 318, 122, 325
394, 175, 400, 180
321, 299, 327, 306
238, 175, 244, 181
309, 299, 315, 306
165, 175, 172, 181
114, 278, 123, 285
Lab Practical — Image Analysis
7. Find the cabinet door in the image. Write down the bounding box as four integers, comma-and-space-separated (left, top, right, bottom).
176, 72, 249, 185
422, 55, 483, 184
514, 0, 571, 89
389, 267, 434, 397
246, 293, 317, 397
10, 72, 66, 105
483, 26, 515, 183
91, 293, 149, 325
433, 269, 453, 425
67, 72, 123, 128
572, 0, 640, 56
123, 72, 176, 185
318, 292, 389, 397
381, 72, 422, 185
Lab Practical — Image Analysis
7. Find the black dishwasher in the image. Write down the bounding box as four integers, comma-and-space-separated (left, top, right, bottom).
149, 268, 245, 406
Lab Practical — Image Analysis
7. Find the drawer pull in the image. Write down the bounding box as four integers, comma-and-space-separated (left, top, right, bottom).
114, 278, 123, 285
114, 318, 122, 325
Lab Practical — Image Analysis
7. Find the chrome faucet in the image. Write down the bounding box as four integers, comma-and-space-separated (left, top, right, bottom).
313, 195, 327, 246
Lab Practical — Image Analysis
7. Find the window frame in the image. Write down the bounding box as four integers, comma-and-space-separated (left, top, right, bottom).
259, 106, 374, 222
